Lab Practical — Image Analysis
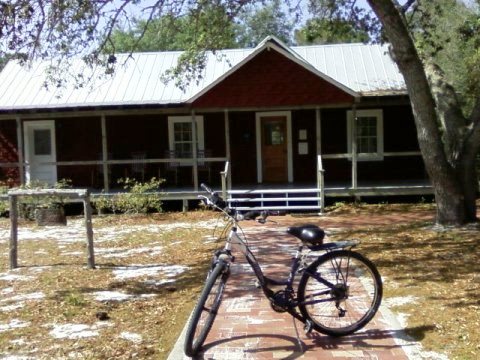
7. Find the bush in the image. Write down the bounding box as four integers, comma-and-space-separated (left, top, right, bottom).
0, 181, 8, 216
94, 177, 165, 215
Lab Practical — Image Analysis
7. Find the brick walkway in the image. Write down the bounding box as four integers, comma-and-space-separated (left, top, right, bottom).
169, 213, 434, 360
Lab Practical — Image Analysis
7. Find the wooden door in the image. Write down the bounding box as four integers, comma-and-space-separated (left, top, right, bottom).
261, 116, 287, 182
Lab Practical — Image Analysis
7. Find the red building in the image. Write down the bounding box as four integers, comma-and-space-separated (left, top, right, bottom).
0, 37, 430, 210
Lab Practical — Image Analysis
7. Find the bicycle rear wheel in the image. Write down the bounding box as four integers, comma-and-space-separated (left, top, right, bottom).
184, 261, 229, 357
298, 250, 382, 336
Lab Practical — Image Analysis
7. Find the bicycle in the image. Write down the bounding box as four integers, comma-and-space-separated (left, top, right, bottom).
184, 184, 383, 357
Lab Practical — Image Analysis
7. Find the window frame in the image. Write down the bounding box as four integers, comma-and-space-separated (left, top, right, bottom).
347, 109, 384, 161
167, 116, 205, 159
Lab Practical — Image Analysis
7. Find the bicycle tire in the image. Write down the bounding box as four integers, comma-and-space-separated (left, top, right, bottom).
298, 250, 382, 336
184, 261, 229, 357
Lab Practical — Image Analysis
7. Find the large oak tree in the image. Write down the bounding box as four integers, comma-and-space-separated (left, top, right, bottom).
366, 0, 480, 225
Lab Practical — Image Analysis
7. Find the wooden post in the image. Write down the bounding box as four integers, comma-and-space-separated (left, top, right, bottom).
101, 114, 109, 192
9, 194, 18, 269
316, 108, 322, 157
15, 117, 25, 185
351, 104, 358, 190
83, 192, 95, 269
224, 109, 232, 190
316, 109, 325, 213
191, 110, 198, 191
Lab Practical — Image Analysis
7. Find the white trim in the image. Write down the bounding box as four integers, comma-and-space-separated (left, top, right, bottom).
23, 120, 57, 184
255, 111, 293, 183
167, 115, 205, 154
347, 109, 384, 161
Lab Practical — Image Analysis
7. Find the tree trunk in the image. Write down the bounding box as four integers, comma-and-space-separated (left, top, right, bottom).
367, 0, 474, 225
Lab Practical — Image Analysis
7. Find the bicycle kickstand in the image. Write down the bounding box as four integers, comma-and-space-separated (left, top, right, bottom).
303, 319, 313, 334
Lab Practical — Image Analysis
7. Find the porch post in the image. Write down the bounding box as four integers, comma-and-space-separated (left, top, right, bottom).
224, 109, 231, 189
100, 114, 110, 192
316, 108, 324, 211
15, 116, 25, 185
351, 104, 358, 190
316, 107, 322, 158
191, 110, 198, 191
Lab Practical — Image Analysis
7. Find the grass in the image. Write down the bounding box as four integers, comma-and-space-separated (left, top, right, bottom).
325, 202, 480, 360
0, 204, 479, 359
0, 211, 222, 359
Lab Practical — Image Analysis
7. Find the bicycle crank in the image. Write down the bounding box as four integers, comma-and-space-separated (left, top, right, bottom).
269, 290, 294, 313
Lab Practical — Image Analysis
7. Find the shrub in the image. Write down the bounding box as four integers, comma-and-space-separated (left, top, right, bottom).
0, 181, 8, 216
93, 177, 165, 215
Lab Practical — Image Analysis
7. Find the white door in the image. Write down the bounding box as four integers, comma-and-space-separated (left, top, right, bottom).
24, 121, 57, 185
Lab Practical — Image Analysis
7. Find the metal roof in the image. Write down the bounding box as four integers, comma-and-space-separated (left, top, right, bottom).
0, 39, 406, 111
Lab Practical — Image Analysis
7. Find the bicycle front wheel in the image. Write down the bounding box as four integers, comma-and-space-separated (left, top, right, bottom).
298, 250, 382, 336
184, 261, 229, 357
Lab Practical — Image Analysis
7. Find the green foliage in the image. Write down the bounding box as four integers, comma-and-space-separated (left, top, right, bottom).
94, 177, 165, 215
109, 10, 237, 54
235, 0, 295, 47
408, 0, 480, 114
304, 0, 381, 43
295, 18, 370, 45
108, 3, 238, 90
64, 291, 87, 307
0, 181, 8, 216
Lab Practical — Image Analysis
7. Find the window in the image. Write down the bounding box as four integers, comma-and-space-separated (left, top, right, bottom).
34, 129, 52, 155
168, 116, 204, 157
347, 109, 383, 161
263, 121, 285, 145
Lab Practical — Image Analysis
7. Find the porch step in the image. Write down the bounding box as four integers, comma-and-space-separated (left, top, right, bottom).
227, 188, 323, 212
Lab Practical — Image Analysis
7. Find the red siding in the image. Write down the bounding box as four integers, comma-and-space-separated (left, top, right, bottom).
0, 120, 20, 185
193, 49, 354, 108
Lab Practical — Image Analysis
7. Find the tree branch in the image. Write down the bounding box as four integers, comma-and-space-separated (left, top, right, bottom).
464, 97, 480, 158
470, 97, 480, 126
426, 62, 467, 163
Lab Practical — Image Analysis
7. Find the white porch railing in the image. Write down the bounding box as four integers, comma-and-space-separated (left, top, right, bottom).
218, 157, 325, 213
220, 161, 230, 200
317, 155, 325, 213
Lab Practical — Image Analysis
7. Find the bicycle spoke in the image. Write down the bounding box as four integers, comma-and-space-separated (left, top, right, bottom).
298, 250, 382, 336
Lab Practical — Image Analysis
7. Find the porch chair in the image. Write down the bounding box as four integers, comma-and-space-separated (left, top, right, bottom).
164, 150, 179, 185
197, 149, 212, 184
131, 151, 146, 182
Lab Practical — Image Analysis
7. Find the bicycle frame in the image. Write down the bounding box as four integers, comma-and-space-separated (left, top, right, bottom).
204, 189, 359, 322
227, 223, 355, 304
221, 222, 306, 305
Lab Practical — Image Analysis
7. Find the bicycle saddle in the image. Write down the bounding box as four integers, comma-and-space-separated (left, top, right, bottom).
287, 224, 325, 246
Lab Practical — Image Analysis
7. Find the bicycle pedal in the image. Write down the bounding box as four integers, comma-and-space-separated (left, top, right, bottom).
304, 319, 313, 334
254, 280, 261, 289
